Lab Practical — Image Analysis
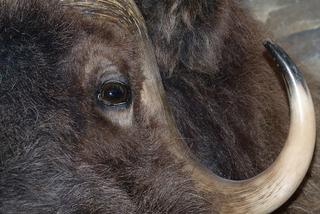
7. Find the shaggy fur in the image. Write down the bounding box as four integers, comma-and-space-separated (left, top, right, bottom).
0, 0, 211, 213
0, 0, 319, 213
135, 0, 289, 179
134, 0, 320, 212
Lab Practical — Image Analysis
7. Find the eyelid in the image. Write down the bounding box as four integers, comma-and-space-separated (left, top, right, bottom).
98, 68, 129, 86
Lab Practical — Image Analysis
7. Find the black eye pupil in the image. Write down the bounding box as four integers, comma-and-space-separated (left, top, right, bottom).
98, 81, 131, 107
104, 85, 125, 100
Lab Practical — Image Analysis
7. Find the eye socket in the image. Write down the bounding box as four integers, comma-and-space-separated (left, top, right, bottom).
97, 81, 131, 108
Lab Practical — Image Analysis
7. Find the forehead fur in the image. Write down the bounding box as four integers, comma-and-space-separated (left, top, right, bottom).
0, 0, 77, 94
0, 0, 140, 96
0, 0, 76, 58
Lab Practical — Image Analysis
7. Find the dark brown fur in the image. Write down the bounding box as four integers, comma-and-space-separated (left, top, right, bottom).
135, 0, 320, 212
0, 0, 318, 213
0, 0, 212, 213
135, 0, 289, 179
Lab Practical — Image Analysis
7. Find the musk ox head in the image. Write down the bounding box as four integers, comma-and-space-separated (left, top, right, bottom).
0, 0, 316, 213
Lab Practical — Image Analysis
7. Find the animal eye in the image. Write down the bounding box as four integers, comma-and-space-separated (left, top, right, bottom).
98, 81, 131, 108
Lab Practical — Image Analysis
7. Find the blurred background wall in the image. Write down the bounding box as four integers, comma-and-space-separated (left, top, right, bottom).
243, 0, 320, 79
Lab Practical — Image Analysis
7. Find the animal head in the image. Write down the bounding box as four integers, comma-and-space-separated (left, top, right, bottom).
0, 0, 316, 213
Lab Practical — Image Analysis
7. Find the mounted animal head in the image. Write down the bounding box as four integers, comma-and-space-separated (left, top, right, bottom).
0, 0, 316, 213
